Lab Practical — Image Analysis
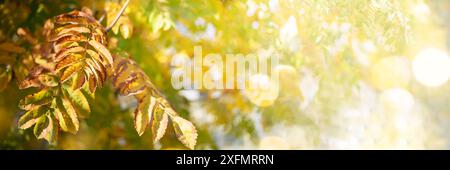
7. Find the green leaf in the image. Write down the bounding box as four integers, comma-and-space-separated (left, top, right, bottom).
19, 88, 53, 110
55, 96, 79, 134
171, 114, 198, 150
33, 114, 58, 143
18, 105, 49, 129
63, 86, 91, 118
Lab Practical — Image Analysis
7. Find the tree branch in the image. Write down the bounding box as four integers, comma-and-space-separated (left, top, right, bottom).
105, 0, 130, 32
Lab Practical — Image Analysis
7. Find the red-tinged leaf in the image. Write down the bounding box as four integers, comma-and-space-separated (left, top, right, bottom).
0, 42, 25, 53
54, 41, 79, 53
51, 25, 90, 40
53, 34, 87, 45
112, 64, 132, 87
55, 10, 97, 25
72, 71, 86, 91
88, 75, 97, 94
60, 62, 83, 83
54, 46, 84, 62
117, 72, 146, 96
88, 40, 113, 65
19, 88, 53, 110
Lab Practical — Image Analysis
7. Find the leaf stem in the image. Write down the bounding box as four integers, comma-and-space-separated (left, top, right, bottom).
105, 0, 130, 32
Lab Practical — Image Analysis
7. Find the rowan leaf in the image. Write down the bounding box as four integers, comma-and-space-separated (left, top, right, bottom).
134, 97, 152, 136
87, 75, 97, 94
112, 56, 198, 147
19, 88, 53, 110
55, 95, 79, 134
60, 62, 83, 83
37, 73, 58, 87
88, 40, 113, 65
118, 73, 147, 96
33, 114, 58, 143
151, 106, 168, 143
55, 10, 98, 25
51, 25, 90, 41
171, 115, 198, 150
18, 105, 49, 129
54, 46, 84, 62
55, 54, 84, 71
63, 86, 91, 118
71, 71, 86, 91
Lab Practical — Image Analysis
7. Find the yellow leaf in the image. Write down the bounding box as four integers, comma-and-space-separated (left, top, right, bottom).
71, 71, 86, 91
54, 46, 84, 62
88, 40, 113, 65
55, 96, 79, 134
33, 114, 58, 143
63, 86, 91, 118
151, 106, 168, 143
19, 88, 53, 110
37, 74, 58, 87
60, 62, 83, 83
171, 115, 198, 150
55, 54, 84, 71
134, 96, 156, 136
18, 105, 49, 129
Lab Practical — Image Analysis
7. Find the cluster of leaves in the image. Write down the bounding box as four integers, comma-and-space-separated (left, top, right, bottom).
11, 7, 197, 149
113, 56, 197, 149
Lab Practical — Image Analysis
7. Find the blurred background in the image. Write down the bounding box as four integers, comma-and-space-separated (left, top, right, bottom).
1, 0, 450, 149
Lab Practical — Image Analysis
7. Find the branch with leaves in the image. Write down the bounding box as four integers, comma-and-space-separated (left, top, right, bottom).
12, 3, 197, 149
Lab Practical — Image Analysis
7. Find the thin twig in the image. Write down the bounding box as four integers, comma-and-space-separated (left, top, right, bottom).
98, 12, 106, 23
105, 0, 130, 32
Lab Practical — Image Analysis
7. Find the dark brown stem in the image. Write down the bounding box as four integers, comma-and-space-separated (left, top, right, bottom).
105, 0, 130, 32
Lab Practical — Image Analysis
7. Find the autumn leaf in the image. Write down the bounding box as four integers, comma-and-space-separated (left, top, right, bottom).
51, 10, 112, 93
33, 114, 58, 143
0, 66, 12, 91
18, 105, 49, 129
112, 56, 198, 148
151, 106, 168, 143
55, 95, 79, 134
19, 88, 53, 110
134, 95, 153, 136
171, 115, 198, 150
63, 86, 91, 118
